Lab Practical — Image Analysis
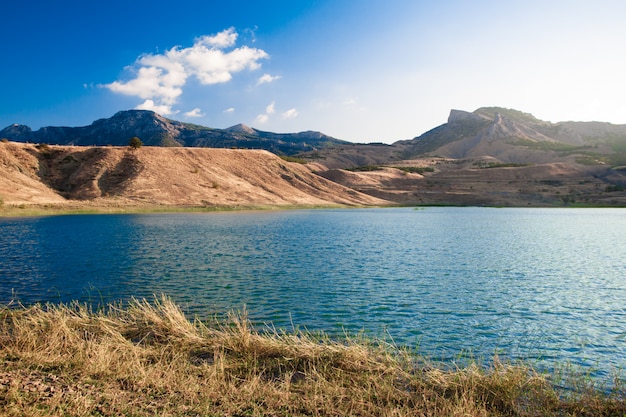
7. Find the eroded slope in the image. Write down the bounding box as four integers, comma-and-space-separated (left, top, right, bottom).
0, 142, 388, 208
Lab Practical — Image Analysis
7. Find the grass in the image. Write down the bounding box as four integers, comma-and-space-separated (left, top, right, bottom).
279, 155, 309, 164
0, 203, 358, 218
346, 165, 435, 174
1, 297, 624, 416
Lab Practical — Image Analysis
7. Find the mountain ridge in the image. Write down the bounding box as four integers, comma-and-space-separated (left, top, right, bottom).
0, 110, 348, 155
2, 106, 626, 209
296, 106, 626, 168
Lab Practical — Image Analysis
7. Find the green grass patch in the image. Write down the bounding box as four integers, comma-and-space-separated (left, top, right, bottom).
346, 164, 384, 172
0, 203, 363, 218
473, 161, 533, 169
279, 155, 308, 164
347, 165, 435, 174
510, 138, 589, 153
605, 184, 626, 192
392, 166, 435, 174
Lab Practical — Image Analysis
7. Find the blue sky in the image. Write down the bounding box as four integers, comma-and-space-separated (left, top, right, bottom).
2, 0, 626, 143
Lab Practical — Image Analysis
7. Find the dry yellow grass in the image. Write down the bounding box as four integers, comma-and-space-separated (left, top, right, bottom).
1, 296, 624, 416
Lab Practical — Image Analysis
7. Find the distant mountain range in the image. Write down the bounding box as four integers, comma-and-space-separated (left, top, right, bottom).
3, 107, 625, 168
3, 105, 626, 176
0, 110, 348, 156
2, 106, 626, 207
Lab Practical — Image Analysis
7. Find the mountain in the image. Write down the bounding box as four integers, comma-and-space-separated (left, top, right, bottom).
2, 106, 626, 208
0, 110, 348, 156
296, 107, 626, 207
298, 106, 626, 168
397, 107, 626, 163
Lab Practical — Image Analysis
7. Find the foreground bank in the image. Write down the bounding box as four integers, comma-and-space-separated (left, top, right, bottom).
1, 297, 624, 416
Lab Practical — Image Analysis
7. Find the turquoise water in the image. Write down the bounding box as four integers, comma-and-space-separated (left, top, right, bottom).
1, 207, 625, 376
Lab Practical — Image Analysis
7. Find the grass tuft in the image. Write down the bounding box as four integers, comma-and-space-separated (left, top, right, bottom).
1, 296, 624, 416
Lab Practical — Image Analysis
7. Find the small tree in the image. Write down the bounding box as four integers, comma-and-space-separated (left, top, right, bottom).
129, 136, 143, 150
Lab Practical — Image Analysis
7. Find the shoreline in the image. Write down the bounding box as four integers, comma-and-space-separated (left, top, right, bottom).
1, 297, 624, 416
0, 202, 375, 218
2, 200, 625, 218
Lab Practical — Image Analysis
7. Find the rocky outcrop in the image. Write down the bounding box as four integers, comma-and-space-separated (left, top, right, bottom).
397, 107, 626, 162
447, 109, 486, 124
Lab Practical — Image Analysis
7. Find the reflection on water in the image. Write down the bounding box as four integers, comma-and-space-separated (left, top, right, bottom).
1, 207, 625, 376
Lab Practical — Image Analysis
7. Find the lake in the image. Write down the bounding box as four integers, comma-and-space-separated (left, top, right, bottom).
1, 207, 625, 378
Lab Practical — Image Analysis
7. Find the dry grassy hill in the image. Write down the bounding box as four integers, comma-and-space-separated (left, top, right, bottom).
0, 142, 387, 211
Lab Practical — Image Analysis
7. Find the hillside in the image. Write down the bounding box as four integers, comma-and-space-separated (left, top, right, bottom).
0, 110, 348, 155
397, 107, 626, 162
3, 107, 626, 209
0, 142, 386, 210
299, 107, 626, 206
300, 107, 626, 168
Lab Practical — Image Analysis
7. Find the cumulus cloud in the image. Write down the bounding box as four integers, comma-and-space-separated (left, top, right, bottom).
195, 27, 238, 48
136, 99, 178, 115
282, 108, 298, 119
254, 101, 276, 124
255, 113, 269, 123
184, 108, 204, 118
257, 73, 282, 85
255, 101, 297, 124
103, 28, 268, 115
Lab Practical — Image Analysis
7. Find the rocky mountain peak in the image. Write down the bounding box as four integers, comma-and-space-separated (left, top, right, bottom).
473, 107, 540, 124
0, 124, 33, 140
448, 109, 486, 124
224, 124, 257, 135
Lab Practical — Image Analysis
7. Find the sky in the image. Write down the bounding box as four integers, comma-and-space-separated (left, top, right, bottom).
2, 0, 626, 143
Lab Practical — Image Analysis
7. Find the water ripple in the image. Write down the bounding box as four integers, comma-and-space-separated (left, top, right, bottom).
1, 208, 625, 379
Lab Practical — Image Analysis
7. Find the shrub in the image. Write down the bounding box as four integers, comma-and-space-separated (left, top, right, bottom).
35, 143, 53, 159
347, 165, 384, 172
129, 136, 143, 150
393, 166, 435, 174
605, 184, 625, 192
279, 155, 308, 164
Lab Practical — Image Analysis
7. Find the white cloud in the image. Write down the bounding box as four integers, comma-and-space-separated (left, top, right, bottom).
255, 113, 269, 123
107, 66, 185, 107
195, 27, 238, 48
184, 107, 204, 118
103, 28, 268, 114
224, 107, 235, 113
282, 108, 298, 119
257, 73, 282, 85
255, 102, 297, 124
136, 99, 176, 115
